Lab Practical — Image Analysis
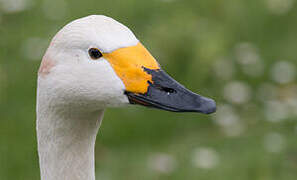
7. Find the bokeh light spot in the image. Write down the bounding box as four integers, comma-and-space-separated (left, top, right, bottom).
191, 147, 220, 169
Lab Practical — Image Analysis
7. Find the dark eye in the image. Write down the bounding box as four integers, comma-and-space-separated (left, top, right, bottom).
88, 48, 103, 60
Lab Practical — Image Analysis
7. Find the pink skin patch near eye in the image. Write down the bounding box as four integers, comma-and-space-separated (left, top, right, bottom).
38, 54, 55, 77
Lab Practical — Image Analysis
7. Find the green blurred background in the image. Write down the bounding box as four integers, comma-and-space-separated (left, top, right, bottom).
1, 0, 297, 179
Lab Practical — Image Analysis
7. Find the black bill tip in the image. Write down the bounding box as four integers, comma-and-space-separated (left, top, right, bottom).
195, 96, 216, 114
125, 68, 216, 114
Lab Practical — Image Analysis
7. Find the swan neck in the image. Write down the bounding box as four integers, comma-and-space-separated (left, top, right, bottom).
37, 104, 104, 180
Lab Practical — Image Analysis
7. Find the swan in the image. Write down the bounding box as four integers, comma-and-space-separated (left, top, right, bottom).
36, 15, 216, 180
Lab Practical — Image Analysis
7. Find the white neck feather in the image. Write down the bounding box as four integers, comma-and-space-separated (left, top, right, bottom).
37, 93, 104, 180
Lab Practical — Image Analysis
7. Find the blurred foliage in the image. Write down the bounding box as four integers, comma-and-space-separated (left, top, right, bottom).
0, 0, 297, 179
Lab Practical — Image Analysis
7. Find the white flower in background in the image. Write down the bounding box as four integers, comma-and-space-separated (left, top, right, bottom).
286, 97, 297, 116
42, 0, 68, 21
221, 121, 245, 137
213, 58, 235, 81
235, 42, 260, 65
192, 147, 220, 169
263, 132, 286, 153
265, 0, 295, 15
261, 84, 297, 120
281, 85, 297, 116
234, 42, 264, 77
271, 61, 296, 84
0, 0, 33, 13
212, 104, 245, 137
148, 153, 177, 174
224, 81, 252, 105
264, 100, 289, 122
21, 37, 49, 61
213, 104, 238, 127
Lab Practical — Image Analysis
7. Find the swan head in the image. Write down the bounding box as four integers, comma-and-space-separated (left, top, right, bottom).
38, 15, 216, 114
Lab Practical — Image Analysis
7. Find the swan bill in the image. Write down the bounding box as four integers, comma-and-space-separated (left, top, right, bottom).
125, 68, 216, 114
103, 41, 216, 114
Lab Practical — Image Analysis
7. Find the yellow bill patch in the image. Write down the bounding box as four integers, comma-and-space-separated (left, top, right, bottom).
103, 42, 160, 94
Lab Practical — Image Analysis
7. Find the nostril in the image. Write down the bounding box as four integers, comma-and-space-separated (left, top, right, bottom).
160, 87, 176, 94
148, 81, 176, 94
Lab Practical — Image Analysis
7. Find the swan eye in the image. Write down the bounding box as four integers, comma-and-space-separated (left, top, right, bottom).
88, 48, 103, 60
